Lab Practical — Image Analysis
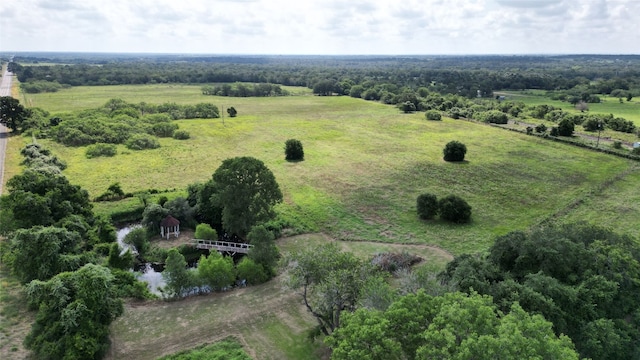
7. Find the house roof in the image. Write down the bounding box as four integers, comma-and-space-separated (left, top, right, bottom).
160, 215, 180, 227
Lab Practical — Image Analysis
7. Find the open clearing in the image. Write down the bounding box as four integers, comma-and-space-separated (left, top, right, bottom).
107, 234, 452, 360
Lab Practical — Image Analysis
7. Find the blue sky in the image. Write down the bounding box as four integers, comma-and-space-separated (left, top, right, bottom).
1, 0, 638, 54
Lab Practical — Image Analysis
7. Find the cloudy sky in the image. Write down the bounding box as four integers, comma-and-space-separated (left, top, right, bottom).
1, 0, 638, 55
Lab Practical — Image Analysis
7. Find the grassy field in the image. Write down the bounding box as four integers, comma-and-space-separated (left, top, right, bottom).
17, 84, 640, 255
5, 84, 640, 359
496, 90, 640, 124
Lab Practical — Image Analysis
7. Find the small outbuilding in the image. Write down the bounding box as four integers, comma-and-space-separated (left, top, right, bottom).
633, 142, 640, 149
160, 215, 180, 239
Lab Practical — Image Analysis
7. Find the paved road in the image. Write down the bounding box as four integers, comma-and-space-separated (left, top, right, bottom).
0, 67, 13, 194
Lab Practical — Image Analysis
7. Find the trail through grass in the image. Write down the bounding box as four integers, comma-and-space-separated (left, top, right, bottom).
107, 235, 451, 360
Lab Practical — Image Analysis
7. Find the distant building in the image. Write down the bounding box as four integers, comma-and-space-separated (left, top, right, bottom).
633, 142, 640, 149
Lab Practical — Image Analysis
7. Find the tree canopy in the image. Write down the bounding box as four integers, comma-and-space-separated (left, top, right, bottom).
0, 167, 93, 231
24, 264, 124, 360
0, 96, 30, 131
440, 223, 640, 360
326, 291, 579, 360
285, 243, 375, 336
211, 157, 282, 238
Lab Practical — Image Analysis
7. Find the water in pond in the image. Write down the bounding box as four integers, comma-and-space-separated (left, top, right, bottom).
117, 225, 166, 296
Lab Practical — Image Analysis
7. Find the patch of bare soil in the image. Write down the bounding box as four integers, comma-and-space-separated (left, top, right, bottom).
150, 229, 196, 249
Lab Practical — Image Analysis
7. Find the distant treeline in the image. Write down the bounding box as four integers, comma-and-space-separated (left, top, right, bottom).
8, 54, 640, 99
201, 83, 288, 97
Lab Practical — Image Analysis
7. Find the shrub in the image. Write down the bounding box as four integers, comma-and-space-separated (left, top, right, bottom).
285, 139, 304, 161
173, 130, 190, 140
612, 141, 623, 150
149, 122, 178, 137
425, 110, 442, 121
582, 118, 602, 132
417, 193, 438, 220
125, 134, 160, 150
557, 119, 575, 137
85, 143, 117, 158
236, 257, 268, 285
550, 127, 559, 136
195, 223, 218, 240
443, 141, 467, 162
476, 110, 508, 124
438, 195, 472, 223
632, 147, 640, 155
535, 123, 547, 133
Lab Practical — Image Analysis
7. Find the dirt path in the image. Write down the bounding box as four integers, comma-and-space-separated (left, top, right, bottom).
107, 234, 454, 359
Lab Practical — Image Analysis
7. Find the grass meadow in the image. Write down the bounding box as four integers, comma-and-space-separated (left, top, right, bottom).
20, 84, 640, 255
496, 90, 640, 124
4, 84, 639, 359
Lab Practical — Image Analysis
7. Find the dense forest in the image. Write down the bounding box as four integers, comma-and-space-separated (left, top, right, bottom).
7, 54, 640, 99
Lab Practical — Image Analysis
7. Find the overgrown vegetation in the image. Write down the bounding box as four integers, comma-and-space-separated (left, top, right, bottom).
440, 223, 640, 359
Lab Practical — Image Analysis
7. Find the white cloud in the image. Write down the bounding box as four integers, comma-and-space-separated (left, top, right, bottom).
0, 0, 637, 54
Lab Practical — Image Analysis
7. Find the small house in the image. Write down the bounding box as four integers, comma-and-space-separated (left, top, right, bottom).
160, 215, 180, 239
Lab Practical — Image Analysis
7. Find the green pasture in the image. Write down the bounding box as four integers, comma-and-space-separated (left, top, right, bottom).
20, 84, 639, 255
21, 84, 313, 112
496, 90, 640, 124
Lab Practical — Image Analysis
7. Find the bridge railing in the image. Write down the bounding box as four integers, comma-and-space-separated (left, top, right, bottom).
192, 239, 253, 254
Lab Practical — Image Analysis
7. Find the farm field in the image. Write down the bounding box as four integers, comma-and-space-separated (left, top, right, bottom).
19, 84, 640, 255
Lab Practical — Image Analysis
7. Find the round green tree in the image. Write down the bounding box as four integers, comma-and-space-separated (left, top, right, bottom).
417, 193, 438, 220
438, 194, 472, 223
285, 139, 304, 161
212, 156, 283, 238
443, 141, 467, 162
557, 118, 575, 136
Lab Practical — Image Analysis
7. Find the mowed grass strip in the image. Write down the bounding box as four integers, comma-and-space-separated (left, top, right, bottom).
25, 85, 639, 255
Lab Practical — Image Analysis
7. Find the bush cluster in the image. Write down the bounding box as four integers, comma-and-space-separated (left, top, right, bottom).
85, 143, 117, 158
125, 134, 161, 150
417, 193, 472, 223
424, 110, 442, 121
20, 143, 67, 172
173, 130, 190, 140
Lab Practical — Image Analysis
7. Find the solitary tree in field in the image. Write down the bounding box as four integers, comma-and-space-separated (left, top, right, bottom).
212, 157, 283, 238
285, 139, 304, 161
443, 141, 467, 162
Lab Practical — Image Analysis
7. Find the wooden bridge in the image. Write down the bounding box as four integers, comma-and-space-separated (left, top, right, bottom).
192, 239, 253, 255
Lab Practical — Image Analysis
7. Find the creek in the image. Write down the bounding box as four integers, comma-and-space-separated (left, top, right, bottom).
117, 225, 166, 295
